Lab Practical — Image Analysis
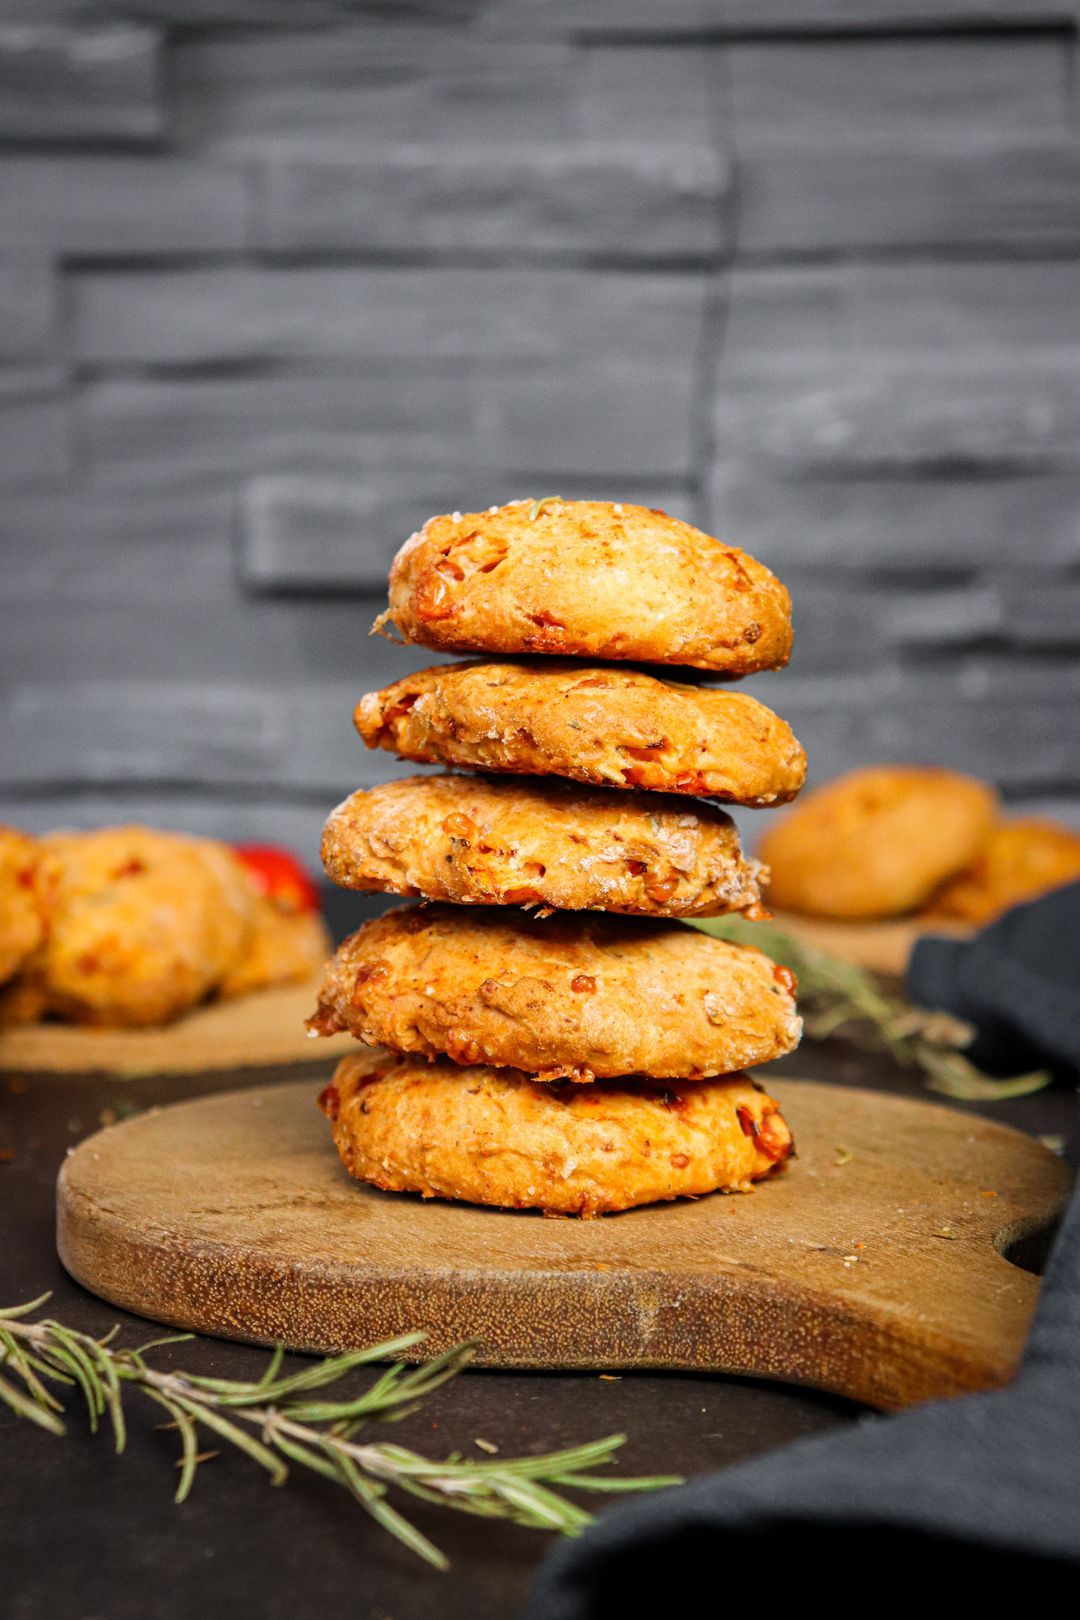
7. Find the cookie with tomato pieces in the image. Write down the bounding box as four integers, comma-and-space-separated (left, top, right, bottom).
322, 774, 767, 920
319, 1050, 793, 1217
373, 498, 792, 675
309, 903, 801, 1084
354, 661, 805, 809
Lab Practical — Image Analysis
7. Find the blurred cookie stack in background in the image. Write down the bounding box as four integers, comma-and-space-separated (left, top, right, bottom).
0, 825, 329, 1031
310, 499, 806, 1217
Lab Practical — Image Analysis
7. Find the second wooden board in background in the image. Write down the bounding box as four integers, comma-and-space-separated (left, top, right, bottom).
0, 978, 353, 1077
58, 1078, 1071, 1410
770, 910, 973, 977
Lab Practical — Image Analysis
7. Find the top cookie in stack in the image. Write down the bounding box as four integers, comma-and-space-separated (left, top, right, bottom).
311, 499, 805, 1218
372, 497, 793, 673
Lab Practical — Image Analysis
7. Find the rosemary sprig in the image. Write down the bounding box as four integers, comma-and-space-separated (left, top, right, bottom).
694, 916, 1051, 1101
0, 1296, 679, 1569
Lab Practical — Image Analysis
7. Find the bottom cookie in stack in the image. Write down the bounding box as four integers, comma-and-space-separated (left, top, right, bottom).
319, 1048, 793, 1218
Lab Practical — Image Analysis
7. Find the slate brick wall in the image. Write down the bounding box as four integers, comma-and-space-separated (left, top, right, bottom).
2, 2, 1079, 865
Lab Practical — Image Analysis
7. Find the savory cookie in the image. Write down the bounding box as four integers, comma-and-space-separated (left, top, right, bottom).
309, 904, 800, 1082
355, 661, 806, 808
28, 826, 256, 1027
322, 774, 767, 919
319, 1049, 793, 1216
759, 765, 998, 921
922, 817, 1080, 926
0, 827, 42, 985
372, 498, 792, 674
218, 895, 331, 999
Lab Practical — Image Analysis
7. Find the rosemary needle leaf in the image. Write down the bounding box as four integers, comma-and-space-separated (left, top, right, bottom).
528, 496, 562, 521
175, 1399, 288, 1487
0, 1368, 67, 1434
0, 1327, 68, 1410
271, 1432, 345, 1485
142, 1388, 201, 1504
0, 1292, 55, 1320
80, 1331, 127, 1454
255, 1343, 285, 1391
49, 1336, 106, 1428
129, 1333, 196, 1357
549, 1472, 685, 1493
365, 1493, 450, 1571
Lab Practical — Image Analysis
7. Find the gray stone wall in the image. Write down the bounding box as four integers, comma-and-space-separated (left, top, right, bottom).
2, 2, 1079, 863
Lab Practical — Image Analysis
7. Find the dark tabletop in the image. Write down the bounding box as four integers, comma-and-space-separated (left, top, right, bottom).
2, 898, 1075, 1620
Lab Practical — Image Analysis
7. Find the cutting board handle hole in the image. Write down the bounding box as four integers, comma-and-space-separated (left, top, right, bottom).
998, 1223, 1059, 1277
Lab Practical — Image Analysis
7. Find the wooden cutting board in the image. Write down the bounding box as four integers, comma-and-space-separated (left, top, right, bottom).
57, 1078, 1071, 1411
0, 978, 354, 1077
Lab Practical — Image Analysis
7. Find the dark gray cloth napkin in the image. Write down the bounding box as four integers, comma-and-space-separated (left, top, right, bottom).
524, 885, 1080, 1615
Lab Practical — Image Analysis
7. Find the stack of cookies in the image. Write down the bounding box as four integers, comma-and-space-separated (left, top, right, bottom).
310, 499, 806, 1217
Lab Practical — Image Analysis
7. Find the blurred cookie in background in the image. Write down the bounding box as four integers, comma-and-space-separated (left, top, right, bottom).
758, 765, 998, 921
922, 817, 1080, 926
220, 843, 331, 999
23, 826, 256, 1028
0, 826, 43, 987
0, 826, 330, 1030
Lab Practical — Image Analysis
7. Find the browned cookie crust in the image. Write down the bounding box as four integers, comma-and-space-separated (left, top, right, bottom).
759, 766, 999, 921
320, 1049, 793, 1216
922, 817, 1080, 926
373, 499, 792, 675
322, 774, 767, 919
355, 661, 806, 808
310, 904, 801, 1083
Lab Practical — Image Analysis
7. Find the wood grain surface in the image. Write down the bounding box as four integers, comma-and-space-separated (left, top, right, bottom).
57, 1076, 1071, 1410
770, 910, 973, 976
0, 978, 353, 1077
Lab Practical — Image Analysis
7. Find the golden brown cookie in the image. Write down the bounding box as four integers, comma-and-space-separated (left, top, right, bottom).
29, 827, 255, 1027
310, 904, 801, 1082
217, 894, 331, 999
355, 661, 806, 808
922, 817, 1080, 926
322, 774, 767, 919
373, 498, 792, 674
758, 766, 998, 921
319, 1049, 793, 1216
0, 827, 42, 986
